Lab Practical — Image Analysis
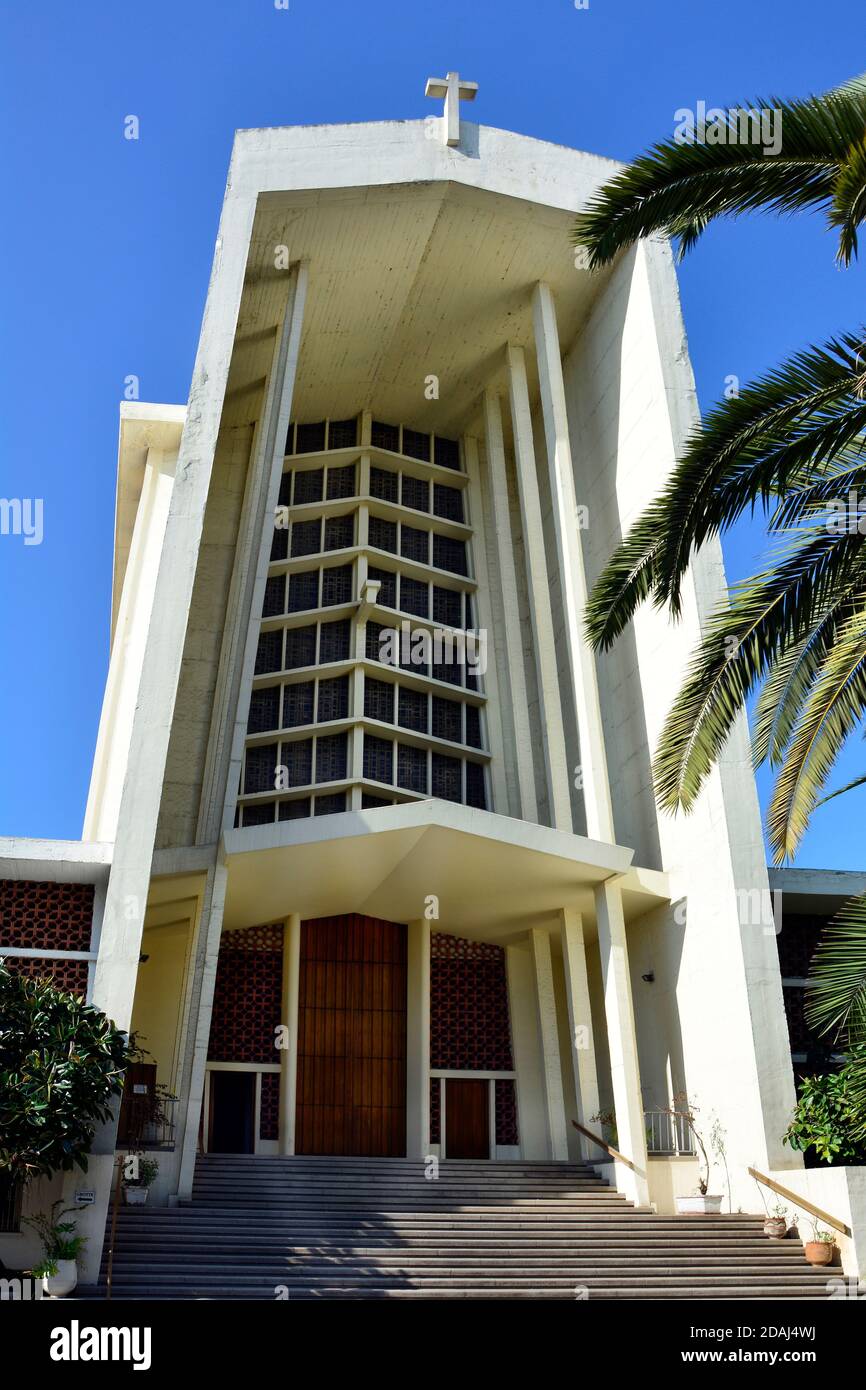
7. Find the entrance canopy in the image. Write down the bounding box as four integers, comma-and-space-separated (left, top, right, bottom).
221, 800, 669, 943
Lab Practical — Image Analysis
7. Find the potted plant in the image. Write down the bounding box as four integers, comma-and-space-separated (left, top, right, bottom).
803, 1219, 837, 1266
122, 1153, 159, 1205
665, 1095, 725, 1214
24, 1202, 87, 1298
763, 1201, 788, 1239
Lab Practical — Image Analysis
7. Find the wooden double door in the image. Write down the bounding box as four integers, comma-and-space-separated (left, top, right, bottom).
296, 915, 407, 1156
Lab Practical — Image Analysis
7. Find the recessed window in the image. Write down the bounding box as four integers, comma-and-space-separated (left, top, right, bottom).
282, 681, 314, 728
318, 619, 351, 664
317, 675, 349, 722
403, 428, 431, 462
285, 625, 316, 670
316, 732, 348, 783
314, 792, 347, 816
291, 519, 321, 558
364, 733, 394, 784
279, 797, 311, 821
255, 630, 283, 675
400, 576, 429, 618
326, 463, 356, 499
368, 566, 396, 608
432, 696, 462, 743
433, 534, 467, 575
432, 752, 461, 802
262, 575, 285, 618
369, 515, 398, 553
248, 686, 281, 735
293, 468, 324, 505
434, 435, 460, 470
323, 514, 354, 552
398, 686, 428, 733
321, 564, 352, 607
371, 467, 399, 503
432, 586, 461, 628
364, 677, 395, 724
288, 570, 319, 613
328, 418, 358, 450
465, 704, 483, 749
397, 743, 427, 794
401, 474, 430, 513
466, 761, 487, 809
295, 421, 327, 454
282, 739, 313, 787
433, 483, 463, 522
270, 526, 289, 563
372, 419, 400, 452
401, 525, 429, 564
243, 802, 276, 827
245, 743, 278, 795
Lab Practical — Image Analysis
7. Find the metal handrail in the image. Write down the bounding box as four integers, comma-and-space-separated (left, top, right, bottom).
572, 1120, 637, 1172
749, 1166, 851, 1237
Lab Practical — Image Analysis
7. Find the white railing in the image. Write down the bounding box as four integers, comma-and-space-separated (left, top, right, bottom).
644, 1108, 696, 1156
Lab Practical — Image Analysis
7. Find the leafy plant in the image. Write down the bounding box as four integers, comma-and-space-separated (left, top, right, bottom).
0, 962, 132, 1184
24, 1201, 87, 1276
123, 1154, 159, 1189
783, 1054, 866, 1163
658, 1094, 715, 1194
572, 71, 866, 1120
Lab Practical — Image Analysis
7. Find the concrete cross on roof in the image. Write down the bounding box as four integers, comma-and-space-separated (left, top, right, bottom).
425, 71, 478, 147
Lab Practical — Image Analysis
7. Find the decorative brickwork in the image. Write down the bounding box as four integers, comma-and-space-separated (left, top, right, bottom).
430, 1077, 441, 1144
495, 1079, 518, 1146
0, 879, 94, 951
430, 933, 514, 1072
259, 1072, 280, 1141
208, 924, 284, 1065
4, 955, 88, 998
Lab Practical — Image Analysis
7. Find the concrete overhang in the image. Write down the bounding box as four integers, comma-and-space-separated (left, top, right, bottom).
222, 119, 625, 439
112, 402, 186, 639
221, 800, 669, 944
0, 837, 112, 884
768, 866, 866, 915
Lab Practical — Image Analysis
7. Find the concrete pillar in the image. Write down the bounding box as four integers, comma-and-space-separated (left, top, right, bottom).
594, 879, 649, 1205
506, 345, 572, 831
462, 432, 509, 816
279, 913, 301, 1155
559, 908, 603, 1162
481, 389, 538, 822
176, 862, 229, 1200
529, 927, 569, 1160
406, 918, 431, 1159
532, 282, 615, 843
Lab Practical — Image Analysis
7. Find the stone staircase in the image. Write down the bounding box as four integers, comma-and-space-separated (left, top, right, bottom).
101, 1154, 850, 1299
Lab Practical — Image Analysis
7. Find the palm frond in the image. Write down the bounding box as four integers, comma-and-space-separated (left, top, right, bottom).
767, 604, 866, 859
816, 771, 866, 806
652, 533, 866, 811
805, 893, 866, 1043
586, 332, 866, 648
575, 82, 866, 267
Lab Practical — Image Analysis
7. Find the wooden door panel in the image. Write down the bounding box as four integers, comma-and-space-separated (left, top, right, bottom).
296, 915, 407, 1156
446, 1078, 490, 1159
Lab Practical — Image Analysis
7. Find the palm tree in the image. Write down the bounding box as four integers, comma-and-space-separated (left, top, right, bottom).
573, 73, 866, 1130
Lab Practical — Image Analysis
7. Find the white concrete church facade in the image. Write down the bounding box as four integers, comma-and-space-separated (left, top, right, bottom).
4, 79, 864, 1286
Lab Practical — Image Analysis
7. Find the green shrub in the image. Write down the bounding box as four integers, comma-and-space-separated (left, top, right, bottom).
783, 1048, 866, 1165
0, 962, 132, 1184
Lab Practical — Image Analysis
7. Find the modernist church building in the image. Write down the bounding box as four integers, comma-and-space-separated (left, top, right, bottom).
2, 77, 864, 1298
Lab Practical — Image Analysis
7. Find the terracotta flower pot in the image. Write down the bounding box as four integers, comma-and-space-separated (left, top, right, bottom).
804, 1240, 834, 1266
764, 1217, 787, 1239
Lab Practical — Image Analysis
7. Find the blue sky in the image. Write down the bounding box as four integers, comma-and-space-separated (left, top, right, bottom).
1, 0, 864, 867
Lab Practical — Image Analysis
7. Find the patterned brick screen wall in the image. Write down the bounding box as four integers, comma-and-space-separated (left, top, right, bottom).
208, 924, 284, 1065
3, 955, 89, 998
431, 934, 513, 1070
0, 880, 94, 950
259, 1072, 280, 1141
430, 933, 518, 1146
